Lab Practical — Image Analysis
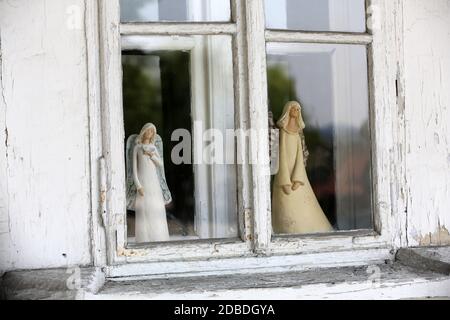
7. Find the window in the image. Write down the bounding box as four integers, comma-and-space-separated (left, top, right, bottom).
120, 0, 230, 22
122, 35, 238, 243
267, 43, 373, 235
97, 0, 394, 269
264, 0, 366, 33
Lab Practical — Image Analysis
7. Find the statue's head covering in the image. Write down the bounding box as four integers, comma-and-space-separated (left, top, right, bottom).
276, 101, 306, 132
136, 123, 157, 144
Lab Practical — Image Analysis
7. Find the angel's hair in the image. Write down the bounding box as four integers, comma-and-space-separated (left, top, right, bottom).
137, 123, 157, 144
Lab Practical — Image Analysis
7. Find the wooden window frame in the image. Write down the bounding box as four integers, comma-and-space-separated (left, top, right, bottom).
86, 0, 407, 278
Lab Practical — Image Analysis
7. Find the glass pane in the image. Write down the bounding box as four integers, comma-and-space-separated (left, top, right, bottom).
264, 0, 366, 32
267, 43, 372, 235
120, 0, 230, 22
122, 35, 237, 244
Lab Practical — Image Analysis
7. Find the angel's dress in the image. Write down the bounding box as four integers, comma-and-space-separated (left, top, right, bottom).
272, 128, 333, 234
133, 144, 170, 242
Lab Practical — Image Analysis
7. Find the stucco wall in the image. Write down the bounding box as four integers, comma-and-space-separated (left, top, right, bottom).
0, 0, 449, 272
0, 0, 92, 271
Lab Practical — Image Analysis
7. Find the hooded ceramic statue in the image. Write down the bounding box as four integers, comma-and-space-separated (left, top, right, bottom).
126, 123, 172, 242
272, 101, 333, 234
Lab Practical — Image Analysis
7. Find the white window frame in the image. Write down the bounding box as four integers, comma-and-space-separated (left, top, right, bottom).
85, 0, 407, 278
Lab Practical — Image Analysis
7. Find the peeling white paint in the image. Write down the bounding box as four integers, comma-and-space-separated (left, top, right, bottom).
88, 278, 450, 300
93, 263, 450, 300
403, 0, 450, 246
0, 0, 92, 271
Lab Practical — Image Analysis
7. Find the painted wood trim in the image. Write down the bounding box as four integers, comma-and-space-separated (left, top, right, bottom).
367, 0, 408, 249
120, 22, 237, 35
94, 271, 450, 299
121, 35, 196, 51
94, 0, 406, 271
244, 0, 271, 254
117, 241, 250, 264
270, 234, 389, 256
106, 247, 393, 279
231, 0, 253, 246
85, 0, 107, 267
265, 30, 373, 44
98, 0, 127, 265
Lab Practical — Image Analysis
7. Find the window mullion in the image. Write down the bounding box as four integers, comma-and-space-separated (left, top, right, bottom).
265, 30, 373, 45
231, 0, 252, 246
244, 0, 271, 254
120, 22, 237, 36
98, 0, 127, 264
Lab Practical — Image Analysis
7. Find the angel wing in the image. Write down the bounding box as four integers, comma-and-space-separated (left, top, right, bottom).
268, 111, 279, 175
269, 128, 280, 175
125, 134, 138, 211
154, 134, 172, 205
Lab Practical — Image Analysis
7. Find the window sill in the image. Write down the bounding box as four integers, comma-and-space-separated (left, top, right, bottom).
94, 262, 450, 300
2, 247, 449, 300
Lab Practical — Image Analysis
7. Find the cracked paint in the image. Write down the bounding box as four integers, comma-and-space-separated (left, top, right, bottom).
403, 0, 450, 248
0, 0, 92, 271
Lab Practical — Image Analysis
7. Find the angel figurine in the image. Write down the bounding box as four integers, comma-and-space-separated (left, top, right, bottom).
126, 123, 172, 243
271, 101, 333, 234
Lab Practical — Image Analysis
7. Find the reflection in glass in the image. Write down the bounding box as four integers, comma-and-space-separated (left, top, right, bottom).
267, 43, 373, 234
120, 0, 230, 22
122, 35, 237, 243
264, 0, 366, 32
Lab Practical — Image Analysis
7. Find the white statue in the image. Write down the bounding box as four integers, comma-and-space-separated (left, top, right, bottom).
126, 123, 172, 243
271, 101, 333, 234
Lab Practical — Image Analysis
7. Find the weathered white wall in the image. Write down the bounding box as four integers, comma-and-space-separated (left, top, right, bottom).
0, 0, 450, 272
0, 0, 92, 271
403, 0, 450, 246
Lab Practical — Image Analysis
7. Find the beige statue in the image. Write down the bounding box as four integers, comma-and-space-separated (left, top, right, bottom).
272, 101, 333, 234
